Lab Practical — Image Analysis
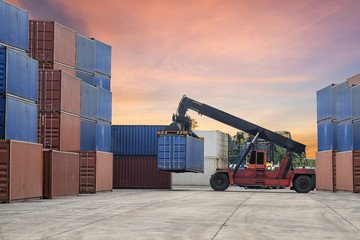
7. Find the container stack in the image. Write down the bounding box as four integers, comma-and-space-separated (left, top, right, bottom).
172, 130, 228, 186
111, 125, 171, 189
76, 35, 112, 153
0, 0, 43, 202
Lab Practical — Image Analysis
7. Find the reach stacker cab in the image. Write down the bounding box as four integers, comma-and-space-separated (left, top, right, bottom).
165, 95, 315, 193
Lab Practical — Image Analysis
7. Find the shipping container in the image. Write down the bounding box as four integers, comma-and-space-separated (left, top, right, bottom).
0, 46, 38, 101
81, 82, 97, 121
43, 150, 80, 199
38, 70, 81, 115
158, 133, 204, 173
97, 86, 112, 122
96, 120, 111, 152
79, 151, 113, 193
81, 118, 96, 151
29, 20, 76, 69
0, 1, 28, 52
317, 82, 347, 121
347, 73, 360, 86
0, 140, 43, 203
317, 119, 338, 151
76, 34, 94, 73
316, 150, 336, 191
172, 157, 228, 186
92, 39, 111, 76
193, 130, 228, 160
94, 73, 110, 91
113, 156, 171, 189
38, 111, 80, 151
337, 85, 360, 122
76, 70, 94, 85
38, 62, 76, 77
111, 125, 167, 156
0, 95, 37, 143
336, 151, 360, 193
338, 120, 360, 152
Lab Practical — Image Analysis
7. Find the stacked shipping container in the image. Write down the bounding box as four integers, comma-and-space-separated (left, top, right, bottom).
111, 125, 171, 189
172, 130, 228, 186
0, 1, 44, 202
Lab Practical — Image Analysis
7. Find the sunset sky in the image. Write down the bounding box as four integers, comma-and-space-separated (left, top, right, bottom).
7, 0, 360, 158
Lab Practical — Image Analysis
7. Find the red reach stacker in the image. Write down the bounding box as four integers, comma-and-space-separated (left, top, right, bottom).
165, 95, 315, 193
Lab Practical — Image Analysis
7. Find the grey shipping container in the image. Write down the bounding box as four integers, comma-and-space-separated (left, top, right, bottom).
157, 133, 204, 173
111, 125, 167, 156
0, 0, 29, 52
0, 95, 37, 143
317, 82, 347, 121
0, 46, 38, 102
337, 85, 360, 122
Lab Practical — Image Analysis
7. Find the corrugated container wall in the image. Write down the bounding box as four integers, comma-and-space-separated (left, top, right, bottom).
336, 151, 360, 193
92, 39, 111, 76
158, 134, 204, 173
94, 74, 110, 91
113, 156, 171, 189
317, 119, 337, 151
79, 151, 113, 193
348, 73, 360, 86
43, 150, 80, 198
29, 21, 76, 71
317, 82, 347, 121
81, 118, 96, 151
0, 140, 43, 202
0, 46, 38, 102
96, 121, 111, 152
0, 96, 37, 143
76, 34, 94, 73
38, 70, 81, 115
0, 1, 28, 52
193, 130, 228, 160
338, 120, 360, 152
76, 71, 94, 85
337, 86, 360, 122
81, 82, 97, 121
316, 150, 336, 191
111, 125, 167, 156
97, 86, 112, 122
38, 111, 80, 150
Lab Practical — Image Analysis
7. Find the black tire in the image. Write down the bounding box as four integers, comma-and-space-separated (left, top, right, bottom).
210, 173, 229, 191
293, 175, 312, 193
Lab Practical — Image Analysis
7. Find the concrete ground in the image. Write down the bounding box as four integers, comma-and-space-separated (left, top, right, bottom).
0, 187, 359, 240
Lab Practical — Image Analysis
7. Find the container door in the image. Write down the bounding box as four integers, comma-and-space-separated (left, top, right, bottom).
0, 142, 10, 202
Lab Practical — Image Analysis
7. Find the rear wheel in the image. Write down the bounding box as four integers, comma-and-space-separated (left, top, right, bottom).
210, 173, 229, 191
293, 175, 312, 193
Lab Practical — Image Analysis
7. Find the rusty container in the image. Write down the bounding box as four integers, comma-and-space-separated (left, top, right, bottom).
0, 140, 43, 203
316, 150, 337, 191
347, 73, 360, 86
29, 20, 76, 74
336, 151, 360, 193
37, 111, 80, 151
79, 151, 113, 193
113, 156, 171, 189
38, 70, 81, 115
43, 150, 79, 198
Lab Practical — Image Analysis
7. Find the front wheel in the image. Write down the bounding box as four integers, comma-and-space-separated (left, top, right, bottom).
210, 173, 229, 191
293, 175, 313, 193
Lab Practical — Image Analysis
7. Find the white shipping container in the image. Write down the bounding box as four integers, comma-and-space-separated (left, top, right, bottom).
193, 130, 228, 160
172, 157, 228, 186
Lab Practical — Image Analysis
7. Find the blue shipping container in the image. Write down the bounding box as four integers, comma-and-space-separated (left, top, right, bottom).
317, 120, 337, 151
157, 134, 204, 173
338, 121, 360, 152
337, 86, 360, 122
0, 95, 37, 142
0, 1, 28, 51
94, 74, 110, 91
0, 46, 38, 101
111, 125, 167, 156
76, 34, 95, 73
97, 86, 112, 122
317, 82, 347, 121
93, 39, 111, 76
76, 70, 94, 85
81, 82, 97, 121
80, 118, 96, 151
96, 121, 111, 152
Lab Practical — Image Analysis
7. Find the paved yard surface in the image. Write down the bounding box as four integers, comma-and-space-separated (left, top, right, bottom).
0, 187, 359, 239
